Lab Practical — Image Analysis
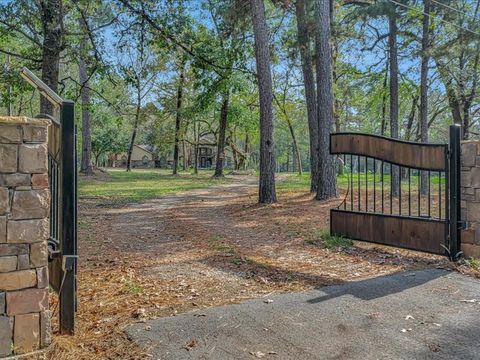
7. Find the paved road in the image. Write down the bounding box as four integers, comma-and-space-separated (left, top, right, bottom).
126, 269, 480, 360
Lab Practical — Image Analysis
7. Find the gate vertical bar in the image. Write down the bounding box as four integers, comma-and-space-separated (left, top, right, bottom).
449, 124, 461, 259
59, 100, 77, 334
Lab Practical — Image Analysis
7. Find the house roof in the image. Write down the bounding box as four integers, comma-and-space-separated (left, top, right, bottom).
135, 144, 155, 155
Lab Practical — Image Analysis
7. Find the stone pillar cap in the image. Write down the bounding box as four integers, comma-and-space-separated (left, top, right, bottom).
0, 116, 50, 126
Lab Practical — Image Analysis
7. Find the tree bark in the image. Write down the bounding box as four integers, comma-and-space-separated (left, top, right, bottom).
250, 0, 277, 203
78, 16, 93, 175
40, 0, 63, 116
173, 58, 186, 175
314, 0, 336, 200
288, 119, 302, 175
194, 121, 199, 174
389, 15, 400, 197
213, 93, 229, 177
126, 83, 141, 172
182, 139, 188, 171
420, 0, 430, 195
244, 133, 249, 170
381, 58, 389, 136
295, 0, 318, 191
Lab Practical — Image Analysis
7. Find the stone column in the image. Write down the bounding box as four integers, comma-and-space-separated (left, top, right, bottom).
0, 117, 51, 357
460, 141, 480, 258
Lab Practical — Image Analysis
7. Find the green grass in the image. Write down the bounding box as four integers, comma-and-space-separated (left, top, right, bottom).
124, 281, 144, 296
277, 172, 445, 192
79, 168, 231, 204
465, 257, 480, 269
78, 220, 92, 241
306, 228, 353, 249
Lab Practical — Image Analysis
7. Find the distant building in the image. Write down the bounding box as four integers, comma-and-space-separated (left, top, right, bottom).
198, 145, 215, 168
110, 144, 155, 168
109, 142, 231, 170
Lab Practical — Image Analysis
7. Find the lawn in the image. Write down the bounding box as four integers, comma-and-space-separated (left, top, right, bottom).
78, 168, 232, 203
79, 169, 446, 204
277, 172, 445, 192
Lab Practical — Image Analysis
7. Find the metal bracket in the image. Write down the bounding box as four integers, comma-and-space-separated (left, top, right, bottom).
47, 239, 61, 261
62, 255, 78, 272
458, 220, 467, 230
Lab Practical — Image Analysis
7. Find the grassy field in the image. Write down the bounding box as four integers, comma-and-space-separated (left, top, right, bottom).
276, 172, 445, 191
79, 169, 446, 203
78, 168, 232, 203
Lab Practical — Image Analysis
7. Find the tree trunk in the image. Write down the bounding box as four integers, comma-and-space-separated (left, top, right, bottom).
78, 17, 93, 175
194, 121, 199, 174
289, 122, 302, 175
182, 139, 187, 171
389, 15, 400, 197
381, 58, 389, 136
244, 133, 249, 170
173, 58, 186, 175
314, 0, 336, 200
420, 0, 430, 195
214, 93, 229, 177
126, 104, 140, 172
295, 0, 318, 191
250, 0, 277, 203
40, 0, 63, 116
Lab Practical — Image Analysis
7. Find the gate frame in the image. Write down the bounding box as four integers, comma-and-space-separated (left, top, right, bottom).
329, 124, 462, 258
449, 124, 461, 258
20, 67, 77, 334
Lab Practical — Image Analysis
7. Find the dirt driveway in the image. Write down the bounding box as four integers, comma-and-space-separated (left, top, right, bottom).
48, 176, 454, 359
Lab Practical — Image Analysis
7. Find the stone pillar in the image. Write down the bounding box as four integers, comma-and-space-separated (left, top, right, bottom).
460, 141, 480, 258
0, 117, 51, 357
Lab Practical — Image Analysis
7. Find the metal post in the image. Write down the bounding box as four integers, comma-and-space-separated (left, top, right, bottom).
449, 124, 461, 259
59, 100, 77, 334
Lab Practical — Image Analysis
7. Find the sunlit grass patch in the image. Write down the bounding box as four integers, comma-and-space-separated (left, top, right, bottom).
305, 228, 353, 249
78, 168, 231, 203
465, 257, 480, 269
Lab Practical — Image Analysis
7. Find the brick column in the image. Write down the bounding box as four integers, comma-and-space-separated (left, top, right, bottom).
460, 141, 480, 258
0, 117, 51, 357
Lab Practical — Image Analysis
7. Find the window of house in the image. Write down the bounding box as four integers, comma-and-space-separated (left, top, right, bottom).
142, 155, 149, 165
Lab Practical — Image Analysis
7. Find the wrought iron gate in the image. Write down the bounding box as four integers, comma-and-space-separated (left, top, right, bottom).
330, 125, 461, 258
21, 68, 77, 334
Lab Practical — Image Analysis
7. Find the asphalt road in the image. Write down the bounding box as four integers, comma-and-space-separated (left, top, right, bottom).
126, 269, 480, 360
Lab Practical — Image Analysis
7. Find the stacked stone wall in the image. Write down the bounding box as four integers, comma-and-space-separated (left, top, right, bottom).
0, 117, 51, 357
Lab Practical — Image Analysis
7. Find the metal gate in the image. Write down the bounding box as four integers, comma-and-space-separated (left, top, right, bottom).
21, 68, 77, 334
330, 125, 461, 258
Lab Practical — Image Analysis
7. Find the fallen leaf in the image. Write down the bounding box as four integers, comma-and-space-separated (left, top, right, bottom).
184, 339, 198, 351
264, 299, 273, 304
405, 315, 415, 320
250, 351, 266, 358
460, 299, 476, 303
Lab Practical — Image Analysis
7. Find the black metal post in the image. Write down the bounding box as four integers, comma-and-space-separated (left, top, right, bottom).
449, 124, 461, 259
59, 100, 77, 335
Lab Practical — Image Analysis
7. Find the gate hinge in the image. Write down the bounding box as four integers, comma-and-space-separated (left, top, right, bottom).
458, 220, 467, 229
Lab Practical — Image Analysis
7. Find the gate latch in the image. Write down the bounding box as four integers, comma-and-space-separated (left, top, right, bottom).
62, 255, 78, 272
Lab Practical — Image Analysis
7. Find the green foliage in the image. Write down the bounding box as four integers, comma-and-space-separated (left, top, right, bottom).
306, 229, 353, 250
465, 257, 480, 269
124, 281, 144, 296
